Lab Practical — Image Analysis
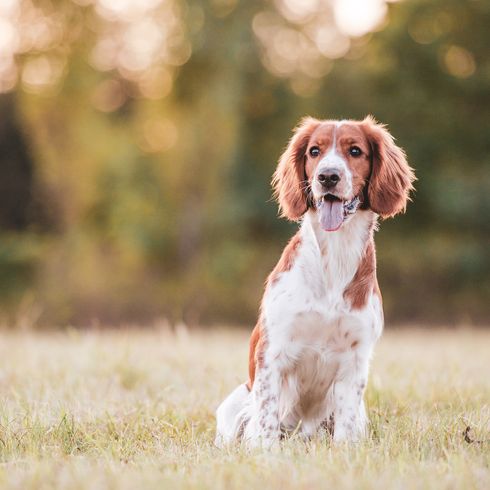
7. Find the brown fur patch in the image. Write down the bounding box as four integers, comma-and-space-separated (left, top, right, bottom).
267, 233, 302, 286
344, 239, 376, 309
247, 319, 266, 390
361, 116, 416, 218
272, 117, 320, 221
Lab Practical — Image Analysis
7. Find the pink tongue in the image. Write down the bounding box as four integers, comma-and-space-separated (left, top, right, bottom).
319, 199, 344, 231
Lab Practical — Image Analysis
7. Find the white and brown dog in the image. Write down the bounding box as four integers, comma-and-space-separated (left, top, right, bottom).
215, 116, 415, 448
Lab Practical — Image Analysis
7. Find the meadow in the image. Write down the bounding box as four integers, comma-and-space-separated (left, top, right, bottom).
0, 326, 489, 489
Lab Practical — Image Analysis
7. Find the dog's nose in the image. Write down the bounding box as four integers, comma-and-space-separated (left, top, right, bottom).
318, 169, 341, 188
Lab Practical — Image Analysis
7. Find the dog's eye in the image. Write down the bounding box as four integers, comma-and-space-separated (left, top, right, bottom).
309, 146, 320, 157
349, 146, 362, 157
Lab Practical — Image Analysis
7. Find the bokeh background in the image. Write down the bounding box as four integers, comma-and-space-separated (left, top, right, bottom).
0, 0, 488, 328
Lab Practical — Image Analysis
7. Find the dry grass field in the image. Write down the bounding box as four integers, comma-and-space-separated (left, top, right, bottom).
0, 326, 489, 489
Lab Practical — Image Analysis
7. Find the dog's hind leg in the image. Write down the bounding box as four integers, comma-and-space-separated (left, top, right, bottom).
215, 383, 250, 447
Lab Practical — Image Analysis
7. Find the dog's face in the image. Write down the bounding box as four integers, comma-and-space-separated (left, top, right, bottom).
306, 122, 372, 231
272, 116, 415, 231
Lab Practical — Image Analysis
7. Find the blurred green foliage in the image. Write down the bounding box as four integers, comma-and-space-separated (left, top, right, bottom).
0, 0, 488, 326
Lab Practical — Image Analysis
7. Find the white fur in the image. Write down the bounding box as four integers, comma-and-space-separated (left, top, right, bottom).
215, 209, 383, 448
312, 125, 353, 199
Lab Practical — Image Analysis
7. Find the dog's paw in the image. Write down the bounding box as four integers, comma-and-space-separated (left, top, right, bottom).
245, 435, 280, 451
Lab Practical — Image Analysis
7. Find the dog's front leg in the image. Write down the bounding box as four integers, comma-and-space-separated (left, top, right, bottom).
331, 351, 371, 443
243, 361, 282, 449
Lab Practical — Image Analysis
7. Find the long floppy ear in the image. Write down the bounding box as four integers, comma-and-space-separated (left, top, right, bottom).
362, 115, 416, 218
272, 117, 320, 221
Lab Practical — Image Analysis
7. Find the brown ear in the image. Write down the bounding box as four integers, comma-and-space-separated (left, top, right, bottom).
272, 117, 320, 221
362, 115, 416, 218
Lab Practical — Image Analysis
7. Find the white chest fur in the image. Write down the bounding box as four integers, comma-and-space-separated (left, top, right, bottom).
263, 209, 378, 340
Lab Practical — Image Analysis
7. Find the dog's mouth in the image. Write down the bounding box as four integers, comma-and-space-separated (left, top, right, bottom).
316, 194, 361, 232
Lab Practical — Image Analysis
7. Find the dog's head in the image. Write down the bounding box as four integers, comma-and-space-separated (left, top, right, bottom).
272, 116, 415, 231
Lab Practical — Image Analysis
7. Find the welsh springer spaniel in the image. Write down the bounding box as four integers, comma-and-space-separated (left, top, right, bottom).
215, 116, 415, 448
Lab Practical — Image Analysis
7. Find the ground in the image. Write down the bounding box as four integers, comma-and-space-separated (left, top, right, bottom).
0, 326, 489, 489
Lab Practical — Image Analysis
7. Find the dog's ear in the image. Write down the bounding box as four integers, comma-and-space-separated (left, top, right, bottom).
361, 115, 416, 218
272, 117, 320, 221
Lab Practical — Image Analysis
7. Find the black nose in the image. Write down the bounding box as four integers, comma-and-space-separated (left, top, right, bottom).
318, 170, 341, 188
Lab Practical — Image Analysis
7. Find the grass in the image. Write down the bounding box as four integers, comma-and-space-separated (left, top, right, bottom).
0, 326, 489, 489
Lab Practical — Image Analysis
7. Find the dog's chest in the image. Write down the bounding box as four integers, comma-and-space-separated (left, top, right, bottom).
285, 305, 365, 369
264, 212, 376, 370
267, 216, 368, 328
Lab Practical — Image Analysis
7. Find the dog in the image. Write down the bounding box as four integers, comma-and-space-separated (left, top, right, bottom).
215, 116, 415, 448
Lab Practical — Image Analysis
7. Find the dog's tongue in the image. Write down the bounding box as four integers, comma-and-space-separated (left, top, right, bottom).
319, 199, 344, 231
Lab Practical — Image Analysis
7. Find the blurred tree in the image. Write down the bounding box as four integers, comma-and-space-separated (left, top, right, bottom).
0, 0, 487, 326
0, 95, 35, 230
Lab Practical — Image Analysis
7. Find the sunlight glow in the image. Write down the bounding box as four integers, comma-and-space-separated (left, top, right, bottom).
21, 55, 65, 93
253, 0, 392, 91
275, 0, 321, 24
333, 0, 388, 37
0, 0, 189, 95
443, 45, 476, 79
0, 0, 394, 96
138, 117, 178, 153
